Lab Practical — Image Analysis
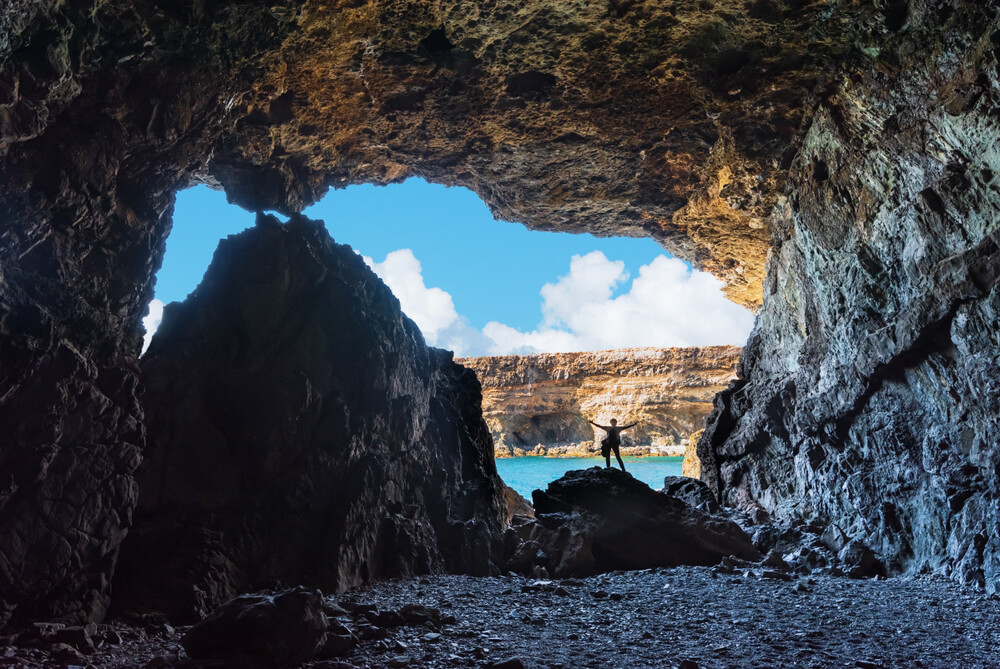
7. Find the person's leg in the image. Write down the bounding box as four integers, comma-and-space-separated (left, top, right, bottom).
602, 439, 611, 468
614, 444, 626, 472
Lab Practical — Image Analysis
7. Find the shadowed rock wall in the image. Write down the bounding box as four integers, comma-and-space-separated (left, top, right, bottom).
0, 0, 301, 626
459, 347, 740, 457
701, 0, 1000, 591
112, 213, 506, 622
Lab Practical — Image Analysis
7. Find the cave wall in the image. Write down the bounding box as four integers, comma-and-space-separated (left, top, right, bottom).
701, 0, 1000, 591
0, 1, 301, 626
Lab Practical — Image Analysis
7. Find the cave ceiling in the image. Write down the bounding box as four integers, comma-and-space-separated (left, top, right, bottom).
2, 0, 878, 310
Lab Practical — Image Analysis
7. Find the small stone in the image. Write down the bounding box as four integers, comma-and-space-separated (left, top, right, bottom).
319, 634, 357, 659
678, 661, 699, 669
762, 569, 793, 581
554, 586, 570, 596
591, 590, 609, 599
642, 631, 654, 639
491, 658, 527, 669
357, 625, 387, 640
609, 593, 624, 601
374, 610, 406, 627
423, 632, 442, 643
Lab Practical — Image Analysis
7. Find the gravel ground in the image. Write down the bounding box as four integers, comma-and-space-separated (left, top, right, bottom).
341, 568, 1000, 669
4, 567, 999, 668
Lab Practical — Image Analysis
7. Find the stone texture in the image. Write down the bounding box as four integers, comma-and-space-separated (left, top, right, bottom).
458, 347, 740, 457
507, 468, 759, 577
111, 214, 506, 622
180, 587, 329, 666
682, 429, 704, 479
701, 1, 1000, 592
0, 0, 300, 628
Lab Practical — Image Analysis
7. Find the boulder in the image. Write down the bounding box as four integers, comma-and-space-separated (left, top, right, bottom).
181, 587, 328, 666
510, 468, 758, 576
112, 215, 506, 621
661, 475, 721, 513
838, 540, 886, 579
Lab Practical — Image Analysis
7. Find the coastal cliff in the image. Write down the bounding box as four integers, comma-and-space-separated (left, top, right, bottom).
458, 347, 740, 458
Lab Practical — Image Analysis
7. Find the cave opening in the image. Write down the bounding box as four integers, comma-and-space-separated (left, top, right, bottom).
148, 179, 754, 358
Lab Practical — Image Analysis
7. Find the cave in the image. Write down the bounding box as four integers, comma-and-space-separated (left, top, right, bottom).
2, 0, 1000, 664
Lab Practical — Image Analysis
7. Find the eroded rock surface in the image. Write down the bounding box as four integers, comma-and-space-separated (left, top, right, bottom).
111, 214, 506, 622
459, 347, 740, 457
701, 1, 1000, 592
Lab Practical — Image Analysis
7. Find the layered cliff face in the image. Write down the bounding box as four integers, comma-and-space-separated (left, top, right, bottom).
112, 213, 506, 622
2, 0, 1000, 626
701, 1, 1000, 591
459, 347, 740, 457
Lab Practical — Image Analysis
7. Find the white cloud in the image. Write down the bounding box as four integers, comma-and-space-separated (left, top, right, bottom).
364, 249, 460, 338
364, 248, 754, 357
142, 299, 165, 353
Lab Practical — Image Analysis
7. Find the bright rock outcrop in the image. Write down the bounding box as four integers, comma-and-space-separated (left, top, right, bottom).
459, 347, 740, 457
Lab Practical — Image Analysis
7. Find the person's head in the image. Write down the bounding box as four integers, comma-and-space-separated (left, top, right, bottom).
610, 418, 617, 426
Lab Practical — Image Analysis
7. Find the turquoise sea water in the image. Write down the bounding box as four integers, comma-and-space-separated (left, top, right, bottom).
495, 456, 684, 500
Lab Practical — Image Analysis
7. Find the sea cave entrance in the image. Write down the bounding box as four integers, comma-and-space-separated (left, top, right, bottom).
146, 179, 755, 497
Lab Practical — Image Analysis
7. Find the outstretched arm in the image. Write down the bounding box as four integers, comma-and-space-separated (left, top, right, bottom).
588, 420, 609, 429
622, 422, 639, 430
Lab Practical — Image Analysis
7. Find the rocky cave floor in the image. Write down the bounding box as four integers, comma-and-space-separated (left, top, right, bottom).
5, 567, 1000, 669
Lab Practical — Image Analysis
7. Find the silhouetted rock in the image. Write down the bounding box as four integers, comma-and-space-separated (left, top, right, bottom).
180, 587, 328, 666
509, 468, 758, 576
112, 215, 506, 621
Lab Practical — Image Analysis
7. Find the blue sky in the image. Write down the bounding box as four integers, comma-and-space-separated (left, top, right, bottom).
147, 180, 754, 355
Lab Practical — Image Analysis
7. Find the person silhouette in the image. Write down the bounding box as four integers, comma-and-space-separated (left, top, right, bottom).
588, 418, 637, 472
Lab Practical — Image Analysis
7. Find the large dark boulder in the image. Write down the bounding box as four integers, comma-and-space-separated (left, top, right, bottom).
111, 213, 506, 621
181, 587, 328, 667
511, 468, 759, 577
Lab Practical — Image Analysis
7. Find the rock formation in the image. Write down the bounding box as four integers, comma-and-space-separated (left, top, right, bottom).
3, 0, 1000, 626
699, 1, 1000, 592
111, 214, 506, 622
459, 347, 740, 457
506, 468, 759, 577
